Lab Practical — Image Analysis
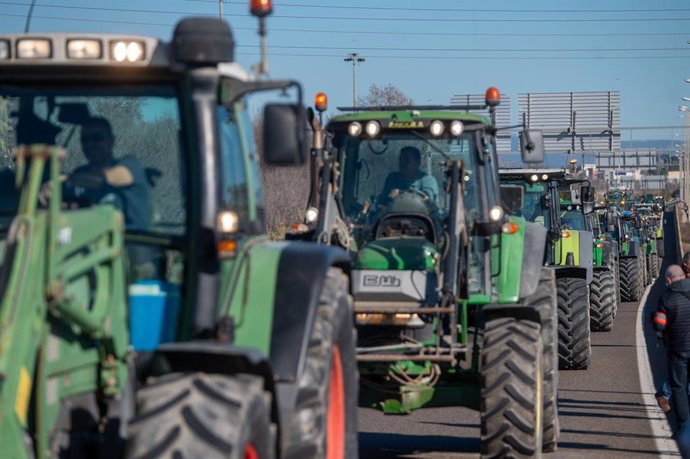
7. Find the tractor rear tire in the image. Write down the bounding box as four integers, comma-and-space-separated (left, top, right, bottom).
480, 317, 543, 459
284, 267, 358, 459
521, 268, 559, 452
556, 277, 591, 370
126, 373, 275, 459
590, 270, 615, 332
651, 254, 659, 279
620, 258, 641, 302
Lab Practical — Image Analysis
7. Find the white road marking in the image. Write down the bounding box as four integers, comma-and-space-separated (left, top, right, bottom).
636, 284, 681, 457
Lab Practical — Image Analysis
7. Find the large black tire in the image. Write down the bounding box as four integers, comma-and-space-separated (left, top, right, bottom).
590, 269, 616, 332
650, 254, 659, 279
619, 257, 641, 302
521, 268, 559, 452
657, 239, 665, 259
556, 277, 591, 370
480, 318, 543, 459
126, 373, 275, 459
284, 268, 358, 459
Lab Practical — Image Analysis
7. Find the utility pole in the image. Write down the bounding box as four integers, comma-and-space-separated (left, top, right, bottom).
219, 0, 223, 18
344, 53, 365, 107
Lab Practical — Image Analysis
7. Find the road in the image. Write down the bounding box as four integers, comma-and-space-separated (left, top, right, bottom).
358, 210, 682, 458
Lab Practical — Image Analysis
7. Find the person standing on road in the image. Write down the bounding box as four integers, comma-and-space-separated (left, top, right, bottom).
654, 264, 690, 432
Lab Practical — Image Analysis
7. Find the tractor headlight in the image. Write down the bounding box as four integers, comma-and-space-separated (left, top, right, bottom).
429, 120, 444, 137
0, 40, 9, 59
110, 40, 145, 62
450, 120, 464, 137
489, 205, 504, 222
347, 121, 362, 137
67, 39, 102, 59
305, 207, 319, 224
17, 39, 51, 59
365, 120, 381, 138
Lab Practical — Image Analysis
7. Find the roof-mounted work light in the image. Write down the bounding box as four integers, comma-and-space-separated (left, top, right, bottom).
17, 39, 51, 59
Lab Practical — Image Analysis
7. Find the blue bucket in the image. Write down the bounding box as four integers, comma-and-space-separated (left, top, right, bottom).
128, 281, 181, 351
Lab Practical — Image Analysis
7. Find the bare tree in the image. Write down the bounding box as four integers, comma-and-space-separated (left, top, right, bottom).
254, 116, 309, 239
358, 83, 413, 107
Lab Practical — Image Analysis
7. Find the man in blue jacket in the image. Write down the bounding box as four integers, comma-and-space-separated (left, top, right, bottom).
655, 264, 690, 431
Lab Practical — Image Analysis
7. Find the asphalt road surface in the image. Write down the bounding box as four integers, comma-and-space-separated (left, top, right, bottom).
358, 299, 669, 458
359, 210, 683, 458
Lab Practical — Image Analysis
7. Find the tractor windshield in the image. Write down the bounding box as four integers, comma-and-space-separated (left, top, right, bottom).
0, 85, 186, 235
336, 130, 481, 238
560, 209, 586, 231
500, 181, 552, 229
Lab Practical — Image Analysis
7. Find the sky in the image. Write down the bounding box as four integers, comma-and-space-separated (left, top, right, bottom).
1, 0, 689, 139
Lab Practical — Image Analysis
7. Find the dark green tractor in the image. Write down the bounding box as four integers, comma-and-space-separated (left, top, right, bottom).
0, 11, 359, 459
499, 170, 593, 370
293, 90, 559, 456
615, 211, 650, 301
588, 208, 620, 331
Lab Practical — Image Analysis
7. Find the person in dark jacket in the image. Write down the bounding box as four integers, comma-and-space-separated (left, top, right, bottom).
655, 264, 690, 431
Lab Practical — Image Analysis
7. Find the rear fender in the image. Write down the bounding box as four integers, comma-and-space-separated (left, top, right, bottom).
551, 265, 588, 280
268, 242, 350, 382
497, 217, 547, 303
480, 303, 541, 325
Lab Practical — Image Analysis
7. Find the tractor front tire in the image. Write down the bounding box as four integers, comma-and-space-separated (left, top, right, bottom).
481, 317, 543, 459
590, 270, 615, 332
284, 268, 358, 459
126, 373, 275, 459
556, 277, 591, 370
620, 258, 642, 302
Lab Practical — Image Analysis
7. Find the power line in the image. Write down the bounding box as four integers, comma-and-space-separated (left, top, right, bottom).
245, 45, 690, 53
184, 0, 690, 14
236, 52, 690, 61
5, 2, 690, 23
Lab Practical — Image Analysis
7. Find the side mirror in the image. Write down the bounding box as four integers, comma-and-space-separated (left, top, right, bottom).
580, 185, 594, 203
263, 103, 307, 166
520, 129, 544, 164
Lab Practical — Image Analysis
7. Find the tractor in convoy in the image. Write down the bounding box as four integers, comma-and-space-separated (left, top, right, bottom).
499, 170, 595, 368
290, 89, 560, 457
0, 4, 359, 459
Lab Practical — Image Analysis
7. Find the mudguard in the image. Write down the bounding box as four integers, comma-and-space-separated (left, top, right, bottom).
269, 242, 351, 382
519, 222, 548, 299
480, 303, 541, 325
551, 265, 589, 280
497, 217, 546, 303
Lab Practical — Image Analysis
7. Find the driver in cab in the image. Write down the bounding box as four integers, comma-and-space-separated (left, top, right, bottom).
377, 146, 439, 209
67, 117, 150, 230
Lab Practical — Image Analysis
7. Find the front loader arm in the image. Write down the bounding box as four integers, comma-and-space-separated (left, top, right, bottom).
0, 145, 129, 459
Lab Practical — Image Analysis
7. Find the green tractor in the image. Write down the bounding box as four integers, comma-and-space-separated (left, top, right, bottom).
608, 211, 647, 302
0, 11, 359, 459
499, 170, 593, 369
588, 207, 620, 331
291, 90, 559, 456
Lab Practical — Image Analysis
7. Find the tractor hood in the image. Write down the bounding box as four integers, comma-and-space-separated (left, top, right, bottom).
355, 237, 438, 271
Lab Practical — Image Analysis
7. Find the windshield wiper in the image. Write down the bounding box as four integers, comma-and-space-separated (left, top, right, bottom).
410, 130, 452, 161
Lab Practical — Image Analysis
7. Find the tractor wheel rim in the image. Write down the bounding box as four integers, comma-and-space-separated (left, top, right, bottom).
326, 346, 345, 459
245, 443, 258, 459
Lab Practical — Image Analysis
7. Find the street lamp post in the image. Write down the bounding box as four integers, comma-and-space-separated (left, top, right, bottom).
344, 53, 365, 107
